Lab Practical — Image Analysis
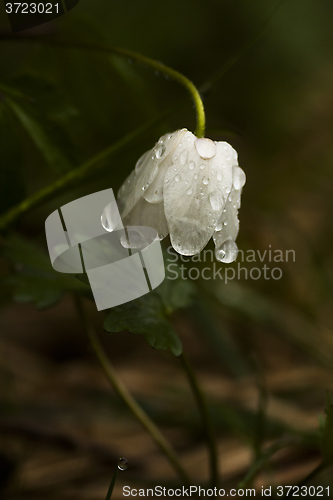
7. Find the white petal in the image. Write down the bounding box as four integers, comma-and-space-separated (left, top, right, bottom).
164, 131, 226, 255
213, 187, 241, 262
117, 130, 186, 218
122, 197, 169, 241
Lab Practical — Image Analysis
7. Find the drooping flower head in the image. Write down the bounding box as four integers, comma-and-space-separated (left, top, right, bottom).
115, 129, 246, 263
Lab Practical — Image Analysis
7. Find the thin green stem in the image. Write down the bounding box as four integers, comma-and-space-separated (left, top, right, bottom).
74, 296, 190, 486
0, 1, 286, 232
105, 467, 118, 500
0, 35, 205, 138
179, 353, 218, 488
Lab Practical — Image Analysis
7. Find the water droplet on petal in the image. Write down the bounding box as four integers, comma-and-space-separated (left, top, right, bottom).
155, 144, 166, 158
175, 174, 181, 182
215, 222, 223, 231
195, 138, 217, 159
209, 191, 223, 212
142, 184, 148, 191
179, 150, 188, 166
233, 165, 246, 190
118, 458, 129, 471
173, 154, 178, 162
217, 172, 223, 182
120, 230, 147, 250
194, 173, 199, 180
224, 221, 228, 226
215, 239, 238, 263
200, 164, 206, 170
189, 161, 195, 170
186, 188, 193, 195
202, 176, 209, 185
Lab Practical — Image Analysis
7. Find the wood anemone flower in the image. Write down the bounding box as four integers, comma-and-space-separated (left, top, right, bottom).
116, 129, 246, 263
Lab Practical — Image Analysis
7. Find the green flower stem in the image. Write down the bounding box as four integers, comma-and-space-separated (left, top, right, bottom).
74, 296, 191, 486
0, 34, 205, 138
179, 353, 218, 488
105, 467, 118, 500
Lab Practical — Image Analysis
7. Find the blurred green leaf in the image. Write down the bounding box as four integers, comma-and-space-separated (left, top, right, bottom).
5, 96, 73, 173
0, 102, 25, 213
1, 234, 87, 309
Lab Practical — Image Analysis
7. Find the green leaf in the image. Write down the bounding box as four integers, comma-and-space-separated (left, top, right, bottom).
104, 294, 183, 356
104, 263, 195, 356
319, 392, 333, 464
3, 93, 74, 174
1, 234, 87, 309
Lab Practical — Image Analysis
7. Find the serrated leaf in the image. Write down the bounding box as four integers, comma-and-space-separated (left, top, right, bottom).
104, 260, 195, 356
104, 294, 182, 356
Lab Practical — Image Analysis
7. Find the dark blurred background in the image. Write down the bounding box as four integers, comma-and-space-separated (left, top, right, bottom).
1, 0, 333, 498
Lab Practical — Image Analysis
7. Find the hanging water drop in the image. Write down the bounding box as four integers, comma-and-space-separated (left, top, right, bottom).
118, 457, 129, 471
175, 174, 181, 182
189, 161, 195, 170
202, 176, 209, 185
215, 239, 238, 263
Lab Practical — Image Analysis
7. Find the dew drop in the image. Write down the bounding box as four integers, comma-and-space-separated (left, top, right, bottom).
175, 174, 181, 182
215, 239, 238, 263
195, 138, 216, 159
142, 184, 148, 191
155, 144, 166, 158
209, 191, 223, 212
226, 155, 231, 161
215, 222, 223, 231
233, 165, 246, 190
118, 457, 129, 471
186, 188, 193, 195
189, 161, 195, 170
173, 154, 178, 162
224, 221, 228, 226
200, 164, 205, 170
202, 176, 209, 185
120, 230, 147, 250
217, 172, 223, 182
194, 173, 199, 180
226, 187, 231, 194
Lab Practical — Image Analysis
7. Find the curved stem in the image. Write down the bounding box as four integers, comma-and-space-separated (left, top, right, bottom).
74, 296, 190, 486
179, 353, 218, 488
0, 35, 205, 138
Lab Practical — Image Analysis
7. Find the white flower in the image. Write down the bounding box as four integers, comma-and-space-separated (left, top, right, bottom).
114, 129, 246, 263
